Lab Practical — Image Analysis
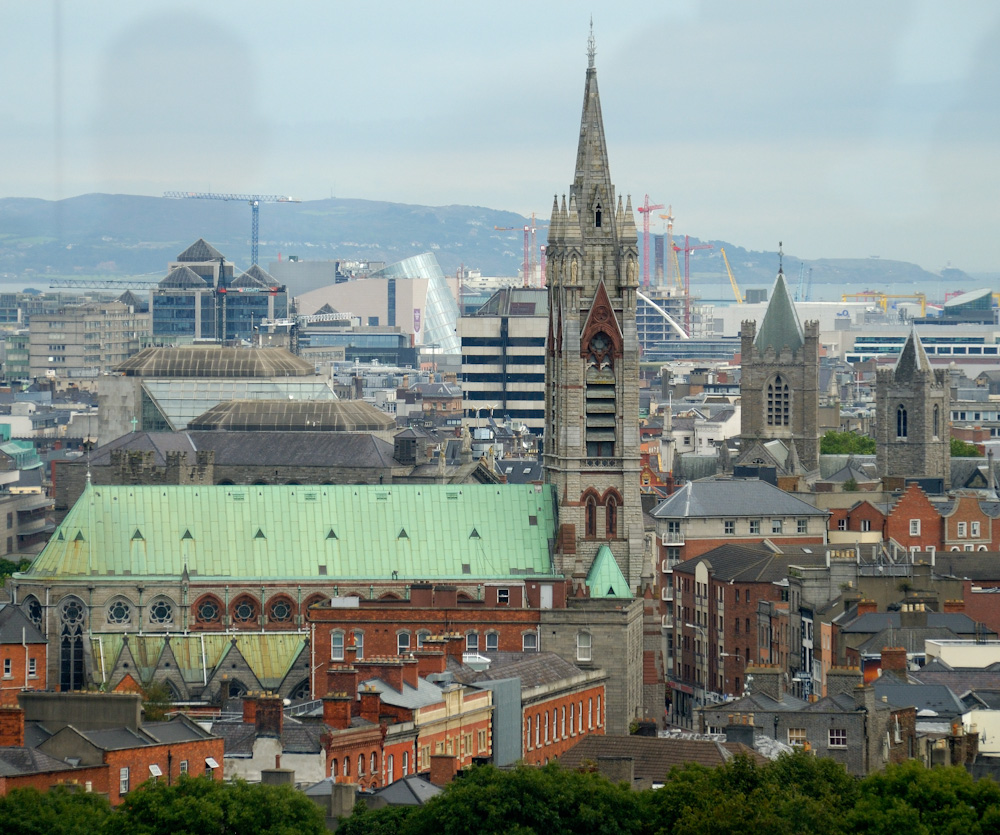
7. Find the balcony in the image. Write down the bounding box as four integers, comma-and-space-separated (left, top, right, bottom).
661, 613, 674, 629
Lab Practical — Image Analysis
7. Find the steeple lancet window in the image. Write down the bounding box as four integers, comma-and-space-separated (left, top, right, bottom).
766, 375, 790, 427
585, 331, 616, 457
897, 405, 908, 439
595, 203, 602, 228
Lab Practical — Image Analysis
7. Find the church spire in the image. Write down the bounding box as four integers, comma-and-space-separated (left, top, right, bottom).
572, 29, 615, 232
754, 267, 804, 354
894, 327, 932, 381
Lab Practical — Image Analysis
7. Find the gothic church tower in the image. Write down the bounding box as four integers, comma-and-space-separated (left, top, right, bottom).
876, 329, 950, 489
738, 268, 821, 472
544, 32, 644, 588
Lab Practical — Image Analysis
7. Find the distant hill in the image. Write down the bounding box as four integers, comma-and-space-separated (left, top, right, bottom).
0, 194, 965, 299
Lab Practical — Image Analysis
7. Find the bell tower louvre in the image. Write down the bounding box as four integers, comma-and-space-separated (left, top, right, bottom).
544, 29, 645, 589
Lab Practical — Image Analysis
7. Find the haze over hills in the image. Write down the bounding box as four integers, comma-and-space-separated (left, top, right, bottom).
0, 194, 984, 301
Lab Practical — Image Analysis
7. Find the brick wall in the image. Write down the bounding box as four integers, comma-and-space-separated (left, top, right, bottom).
885, 484, 942, 551
522, 682, 605, 766
103, 736, 224, 806
0, 642, 47, 706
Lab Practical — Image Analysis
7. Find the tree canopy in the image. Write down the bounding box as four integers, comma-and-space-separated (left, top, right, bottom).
820, 430, 876, 455
338, 755, 1000, 835
951, 437, 984, 458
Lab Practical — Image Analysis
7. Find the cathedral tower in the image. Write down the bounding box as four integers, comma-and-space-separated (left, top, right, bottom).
876, 328, 950, 488
544, 33, 644, 588
738, 268, 821, 473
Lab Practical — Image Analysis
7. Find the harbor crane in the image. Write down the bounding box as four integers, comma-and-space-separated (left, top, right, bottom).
494, 217, 541, 287
163, 191, 300, 266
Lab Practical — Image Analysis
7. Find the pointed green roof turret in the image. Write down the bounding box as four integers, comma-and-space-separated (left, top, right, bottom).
894, 327, 932, 381
754, 269, 804, 354
586, 544, 632, 599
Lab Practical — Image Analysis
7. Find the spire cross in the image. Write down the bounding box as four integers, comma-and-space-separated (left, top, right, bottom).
587, 18, 596, 68
778, 241, 784, 275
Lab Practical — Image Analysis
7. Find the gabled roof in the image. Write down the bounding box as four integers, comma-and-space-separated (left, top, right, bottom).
894, 328, 932, 381
586, 545, 632, 598
370, 773, 442, 805
754, 271, 804, 353
651, 478, 827, 519
177, 238, 224, 262
0, 603, 46, 644
558, 735, 765, 779
672, 543, 827, 583
0, 746, 77, 777
231, 264, 276, 289
456, 652, 587, 688
27, 483, 558, 582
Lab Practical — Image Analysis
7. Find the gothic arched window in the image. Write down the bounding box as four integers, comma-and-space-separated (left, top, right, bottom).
595, 203, 602, 228
933, 404, 940, 439
59, 596, 86, 691
897, 405, 908, 439
606, 495, 618, 538
585, 496, 597, 538
766, 375, 790, 426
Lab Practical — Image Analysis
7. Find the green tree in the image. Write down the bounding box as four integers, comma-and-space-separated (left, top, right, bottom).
950, 437, 984, 457
141, 680, 173, 721
103, 776, 326, 835
0, 556, 30, 581
0, 785, 112, 835
820, 430, 876, 455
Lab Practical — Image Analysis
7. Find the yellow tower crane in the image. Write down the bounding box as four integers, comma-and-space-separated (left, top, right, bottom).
720, 247, 742, 304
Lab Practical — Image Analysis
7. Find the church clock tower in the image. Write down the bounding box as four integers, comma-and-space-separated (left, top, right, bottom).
544, 31, 645, 588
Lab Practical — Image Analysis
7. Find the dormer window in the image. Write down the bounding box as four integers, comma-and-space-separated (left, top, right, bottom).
595, 203, 602, 228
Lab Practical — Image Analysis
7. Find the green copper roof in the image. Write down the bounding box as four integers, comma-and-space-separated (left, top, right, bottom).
754, 271, 804, 354
586, 545, 632, 599
27, 484, 557, 582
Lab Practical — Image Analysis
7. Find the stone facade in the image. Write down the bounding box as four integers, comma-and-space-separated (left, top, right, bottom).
739, 275, 821, 473
876, 330, 950, 489
544, 44, 646, 588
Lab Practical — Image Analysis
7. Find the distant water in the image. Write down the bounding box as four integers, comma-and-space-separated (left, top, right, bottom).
695, 277, 994, 307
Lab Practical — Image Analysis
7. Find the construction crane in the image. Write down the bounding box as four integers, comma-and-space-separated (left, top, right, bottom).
658, 207, 682, 290
163, 191, 300, 266
636, 195, 664, 288
842, 292, 927, 317
720, 247, 742, 304
494, 222, 538, 287
672, 235, 713, 335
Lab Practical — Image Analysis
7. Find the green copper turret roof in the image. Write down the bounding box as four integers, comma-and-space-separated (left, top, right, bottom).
23, 484, 558, 582
586, 544, 632, 598
754, 270, 804, 353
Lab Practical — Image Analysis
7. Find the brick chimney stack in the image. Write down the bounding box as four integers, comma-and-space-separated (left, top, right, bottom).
327, 665, 360, 698
359, 686, 381, 724
880, 647, 908, 682
322, 693, 353, 730
0, 707, 24, 747
429, 753, 457, 786
856, 599, 878, 616
253, 693, 284, 738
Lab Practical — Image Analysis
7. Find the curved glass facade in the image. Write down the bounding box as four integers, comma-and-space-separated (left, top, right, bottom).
373, 253, 461, 355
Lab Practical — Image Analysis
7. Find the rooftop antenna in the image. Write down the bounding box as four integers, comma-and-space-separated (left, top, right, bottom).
778, 241, 784, 275
587, 17, 596, 68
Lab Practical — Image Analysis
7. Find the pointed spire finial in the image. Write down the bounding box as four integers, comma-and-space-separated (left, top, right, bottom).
587, 17, 596, 68
778, 241, 784, 275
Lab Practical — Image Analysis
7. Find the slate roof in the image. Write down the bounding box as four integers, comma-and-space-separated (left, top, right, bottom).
854, 627, 966, 656
456, 652, 586, 688
672, 543, 828, 583
28, 482, 558, 583
361, 676, 445, 710
370, 773, 442, 805
821, 464, 878, 484
114, 346, 316, 378
932, 553, 1000, 580
840, 612, 987, 635
0, 746, 76, 777
159, 265, 209, 289
912, 667, 1000, 697
893, 328, 932, 381
710, 691, 809, 713
189, 400, 394, 433
0, 603, 46, 644
872, 673, 965, 717
557, 735, 765, 779
177, 238, 224, 262
651, 478, 827, 519
754, 271, 804, 354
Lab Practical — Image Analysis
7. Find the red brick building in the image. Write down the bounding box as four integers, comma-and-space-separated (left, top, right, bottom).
0, 604, 47, 706
0, 692, 222, 805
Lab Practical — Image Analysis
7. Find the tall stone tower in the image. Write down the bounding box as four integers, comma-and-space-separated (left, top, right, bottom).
738, 269, 821, 472
544, 33, 644, 589
876, 329, 950, 488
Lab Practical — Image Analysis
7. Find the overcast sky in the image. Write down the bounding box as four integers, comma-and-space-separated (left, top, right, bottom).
2, 1, 998, 273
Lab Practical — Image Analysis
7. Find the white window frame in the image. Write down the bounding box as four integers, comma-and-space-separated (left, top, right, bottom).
120, 767, 130, 795
485, 631, 499, 652
909, 519, 921, 536
331, 631, 345, 661
2, 658, 10, 678
466, 632, 479, 652
397, 631, 411, 654
958, 522, 968, 538
523, 631, 538, 652
972, 521, 981, 537
788, 728, 807, 747
771, 519, 783, 535
829, 728, 847, 748
28, 657, 36, 677
576, 631, 592, 662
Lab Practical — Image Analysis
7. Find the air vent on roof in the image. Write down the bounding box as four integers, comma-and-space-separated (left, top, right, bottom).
469, 528, 481, 539
304, 491, 318, 501
529, 515, 538, 526
181, 529, 193, 540
56, 531, 64, 541
318, 565, 328, 575
462, 563, 471, 574
254, 528, 266, 539
74, 531, 85, 542
447, 490, 460, 500
326, 529, 338, 540
375, 490, 390, 501
607, 586, 616, 596
132, 529, 144, 541
398, 528, 409, 539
